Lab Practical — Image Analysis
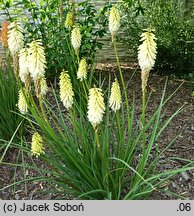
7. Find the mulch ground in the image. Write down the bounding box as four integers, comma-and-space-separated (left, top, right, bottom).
0, 66, 194, 200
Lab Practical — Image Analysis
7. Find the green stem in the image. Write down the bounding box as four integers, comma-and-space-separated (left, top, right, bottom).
95, 129, 104, 164
39, 98, 48, 123
115, 111, 123, 158
81, 80, 88, 100
95, 129, 100, 149
115, 110, 124, 189
112, 35, 129, 112
76, 51, 80, 63
141, 90, 146, 152
83, 79, 89, 91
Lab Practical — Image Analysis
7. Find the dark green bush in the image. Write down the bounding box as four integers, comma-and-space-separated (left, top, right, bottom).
0, 0, 109, 80
121, 0, 194, 77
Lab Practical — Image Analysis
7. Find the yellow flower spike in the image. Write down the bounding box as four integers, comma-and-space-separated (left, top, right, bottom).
77, 58, 87, 81
109, 79, 121, 112
138, 29, 157, 72
8, 21, 24, 55
71, 26, 81, 53
59, 70, 74, 110
65, 11, 73, 28
28, 40, 47, 81
87, 86, 105, 128
18, 89, 28, 114
138, 29, 157, 93
109, 6, 120, 36
0, 20, 9, 48
31, 132, 45, 157
19, 47, 30, 83
40, 76, 48, 97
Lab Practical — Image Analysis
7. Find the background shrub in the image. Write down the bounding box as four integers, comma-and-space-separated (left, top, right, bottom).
0, 0, 109, 80
121, 0, 194, 77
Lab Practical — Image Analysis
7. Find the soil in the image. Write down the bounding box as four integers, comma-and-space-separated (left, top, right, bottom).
0, 66, 194, 200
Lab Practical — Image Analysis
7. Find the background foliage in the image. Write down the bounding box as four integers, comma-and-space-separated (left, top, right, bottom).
0, 0, 110, 80
121, 0, 194, 78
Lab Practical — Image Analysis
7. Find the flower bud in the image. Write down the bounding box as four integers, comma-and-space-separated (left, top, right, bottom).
109, 79, 121, 112
71, 26, 81, 53
65, 12, 73, 28
18, 89, 28, 114
77, 58, 87, 81
31, 132, 45, 157
40, 77, 48, 97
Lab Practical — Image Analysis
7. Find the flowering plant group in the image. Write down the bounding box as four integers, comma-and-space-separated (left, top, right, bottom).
0, 2, 193, 200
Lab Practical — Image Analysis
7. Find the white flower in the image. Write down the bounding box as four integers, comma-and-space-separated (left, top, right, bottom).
77, 58, 87, 81
8, 21, 24, 55
109, 6, 120, 35
109, 79, 121, 112
59, 70, 74, 110
87, 87, 105, 128
18, 89, 28, 114
19, 47, 30, 83
71, 26, 81, 52
138, 30, 157, 71
28, 40, 47, 81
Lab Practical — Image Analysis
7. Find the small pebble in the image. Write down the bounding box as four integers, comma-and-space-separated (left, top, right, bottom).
191, 125, 194, 131
172, 182, 177, 188
163, 164, 174, 169
181, 171, 190, 181
15, 194, 20, 200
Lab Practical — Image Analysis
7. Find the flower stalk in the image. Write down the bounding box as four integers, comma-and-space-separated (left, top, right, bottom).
112, 36, 129, 113
138, 29, 157, 149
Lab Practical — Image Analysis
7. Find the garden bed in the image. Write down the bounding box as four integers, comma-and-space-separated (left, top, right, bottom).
0, 67, 193, 200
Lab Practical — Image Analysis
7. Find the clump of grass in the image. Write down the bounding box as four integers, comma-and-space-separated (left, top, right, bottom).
0, 65, 24, 142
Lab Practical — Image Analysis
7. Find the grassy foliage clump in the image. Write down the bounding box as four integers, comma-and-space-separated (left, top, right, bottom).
0, 65, 24, 141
